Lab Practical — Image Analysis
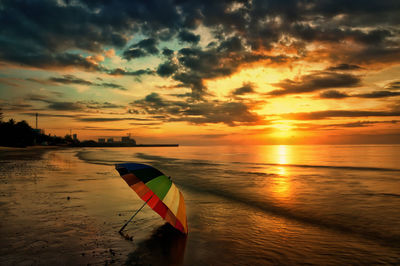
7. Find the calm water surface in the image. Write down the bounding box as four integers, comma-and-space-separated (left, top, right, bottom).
77, 144, 400, 265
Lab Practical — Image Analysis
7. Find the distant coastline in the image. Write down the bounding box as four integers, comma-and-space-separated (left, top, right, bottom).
73, 143, 179, 147
0, 117, 179, 148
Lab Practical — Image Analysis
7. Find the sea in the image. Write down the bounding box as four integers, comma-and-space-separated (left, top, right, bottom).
1, 144, 400, 265
77, 144, 400, 265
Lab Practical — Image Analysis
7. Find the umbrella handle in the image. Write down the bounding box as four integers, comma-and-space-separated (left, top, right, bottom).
118, 195, 153, 234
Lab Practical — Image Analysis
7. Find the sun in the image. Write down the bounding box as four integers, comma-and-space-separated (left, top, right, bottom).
270, 121, 294, 138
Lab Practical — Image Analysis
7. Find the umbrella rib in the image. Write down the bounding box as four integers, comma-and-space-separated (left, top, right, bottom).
118, 194, 154, 234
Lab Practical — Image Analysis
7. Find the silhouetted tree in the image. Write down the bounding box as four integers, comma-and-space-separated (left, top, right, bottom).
0, 118, 69, 147
0, 119, 35, 147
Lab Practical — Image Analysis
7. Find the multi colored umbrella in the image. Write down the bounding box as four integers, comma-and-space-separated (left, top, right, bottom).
115, 163, 188, 234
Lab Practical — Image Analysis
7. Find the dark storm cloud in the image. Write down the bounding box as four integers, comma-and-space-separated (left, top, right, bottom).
49, 75, 93, 86
327, 64, 363, 71
131, 93, 263, 126
172, 101, 263, 126
231, 82, 256, 96
217, 36, 244, 53
98, 83, 127, 91
177, 30, 200, 44
106, 68, 155, 76
78, 118, 128, 122
355, 91, 400, 98
77, 117, 153, 122
295, 120, 399, 130
0, 103, 33, 111
0, 1, 129, 51
25, 94, 53, 103
326, 121, 376, 128
384, 81, 400, 90
319, 81, 400, 99
77, 101, 124, 109
1, 0, 400, 96
123, 38, 159, 60
345, 47, 400, 65
0, 45, 103, 70
319, 90, 350, 99
290, 25, 393, 45
305, 0, 400, 25
47, 101, 83, 111
0, 0, 183, 67
31, 75, 127, 90
25, 96, 124, 111
142, 93, 168, 107
129, 121, 163, 126
168, 92, 194, 98
196, 133, 230, 139
156, 61, 179, 77
282, 110, 400, 120
324, 120, 399, 128
269, 72, 361, 96
22, 112, 76, 118
162, 48, 174, 57
122, 49, 147, 59
79, 126, 127, 131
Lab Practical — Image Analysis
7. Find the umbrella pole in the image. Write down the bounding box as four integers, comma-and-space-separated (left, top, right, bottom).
119, 196, 152, 234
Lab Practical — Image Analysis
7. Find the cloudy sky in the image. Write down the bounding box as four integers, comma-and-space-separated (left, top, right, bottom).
1, 0, 399, 144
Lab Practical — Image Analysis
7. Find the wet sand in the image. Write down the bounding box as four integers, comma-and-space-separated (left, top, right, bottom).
0, 146, 60, 160
0, 147, 186, 265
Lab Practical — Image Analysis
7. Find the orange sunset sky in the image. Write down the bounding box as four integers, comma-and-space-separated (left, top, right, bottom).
0, 0, 399, 145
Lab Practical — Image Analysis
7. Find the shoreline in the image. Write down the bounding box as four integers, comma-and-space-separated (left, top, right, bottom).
0, 145, 65, 160
74, 144, 179, 147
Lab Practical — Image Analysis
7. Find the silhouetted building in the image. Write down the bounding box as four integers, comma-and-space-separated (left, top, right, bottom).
107, 138, 114, 143
121, 136, 136, 145
98, 138, 105, 143
73, 134, 77, 141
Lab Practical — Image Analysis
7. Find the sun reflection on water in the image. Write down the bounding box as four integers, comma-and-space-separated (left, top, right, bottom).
276, 145, 288, 175
271, 145, 292, 199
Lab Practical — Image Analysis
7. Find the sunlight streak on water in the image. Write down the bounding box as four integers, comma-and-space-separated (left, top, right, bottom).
276, 145, 290, 165
270, 145, 292, 199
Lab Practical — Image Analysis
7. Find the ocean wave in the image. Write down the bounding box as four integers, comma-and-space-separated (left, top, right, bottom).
357, 192, 400, 199
177, 179, 400, 248
75, 150, 128, 166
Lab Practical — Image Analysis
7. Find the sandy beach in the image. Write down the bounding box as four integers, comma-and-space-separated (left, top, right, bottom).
1, 146, 400, 265
0, 147, 186, 265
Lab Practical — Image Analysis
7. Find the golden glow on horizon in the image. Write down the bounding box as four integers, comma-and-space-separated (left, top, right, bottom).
270, 122, 294, 138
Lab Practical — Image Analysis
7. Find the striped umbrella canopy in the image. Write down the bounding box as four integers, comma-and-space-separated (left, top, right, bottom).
115, 163, 188, 234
